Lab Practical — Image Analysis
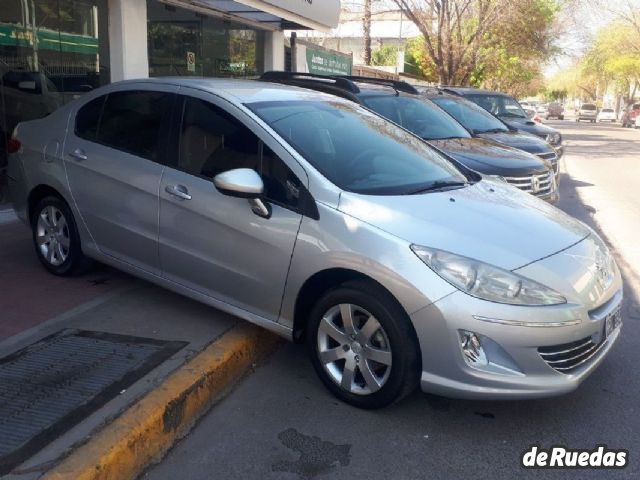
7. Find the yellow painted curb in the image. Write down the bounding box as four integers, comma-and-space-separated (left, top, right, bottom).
42, 324, 281, 480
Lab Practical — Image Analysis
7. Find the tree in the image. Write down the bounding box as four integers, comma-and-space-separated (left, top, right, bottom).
392, 0, 561, 90
372, 45, 398, 66
363, 0, 372, 65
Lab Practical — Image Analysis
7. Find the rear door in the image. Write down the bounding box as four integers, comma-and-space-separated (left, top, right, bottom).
158, 90, 309, 321
65, 85, 176, 275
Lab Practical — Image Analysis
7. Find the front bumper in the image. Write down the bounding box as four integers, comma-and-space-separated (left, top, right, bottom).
411, 287, 623, 400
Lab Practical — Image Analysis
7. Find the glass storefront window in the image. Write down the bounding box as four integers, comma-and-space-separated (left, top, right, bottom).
0, 0, 110, 207
147, 0, 265, 78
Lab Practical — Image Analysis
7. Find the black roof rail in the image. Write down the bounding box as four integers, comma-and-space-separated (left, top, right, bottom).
259, 71, 360, 93
335, 75, 420, 95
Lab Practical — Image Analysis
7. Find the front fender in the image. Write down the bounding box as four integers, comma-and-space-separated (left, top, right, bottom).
279, 202, 456, 329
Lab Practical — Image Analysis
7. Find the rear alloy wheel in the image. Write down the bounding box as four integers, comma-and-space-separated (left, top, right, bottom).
306, 281, 420, 409
32, 196, 92, 276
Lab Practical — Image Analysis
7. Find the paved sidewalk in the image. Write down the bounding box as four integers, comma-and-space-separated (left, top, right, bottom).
0, 215, 271, 479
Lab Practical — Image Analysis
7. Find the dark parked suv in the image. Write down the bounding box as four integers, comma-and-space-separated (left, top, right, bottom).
422, 90, 561, 180
441, 87, 564, 158
261, 72, 558, 202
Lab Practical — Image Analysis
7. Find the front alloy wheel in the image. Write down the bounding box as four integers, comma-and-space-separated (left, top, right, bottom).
317, 304, 392, 395
307, 280, 420, 409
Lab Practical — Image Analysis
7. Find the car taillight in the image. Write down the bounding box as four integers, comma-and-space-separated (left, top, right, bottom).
7, 137, 21, 154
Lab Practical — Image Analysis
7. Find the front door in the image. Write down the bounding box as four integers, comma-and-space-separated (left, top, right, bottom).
159, 92, 308, 321
65, 86, 175, 275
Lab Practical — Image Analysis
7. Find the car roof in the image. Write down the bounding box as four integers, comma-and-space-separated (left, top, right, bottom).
441, 86, 512, 97
98, 77, 343, 106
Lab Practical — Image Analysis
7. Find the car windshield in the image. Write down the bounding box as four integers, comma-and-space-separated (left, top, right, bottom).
361, 95, 471, 140
581, 104, 596, 110
248, 100, 469, 195
467, 94, 528, 119
430, 96, 509, 134
602, 108, 613, 113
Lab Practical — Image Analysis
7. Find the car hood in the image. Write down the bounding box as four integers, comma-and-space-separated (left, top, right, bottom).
499, 117, 557, 137
475, 130, 555, 155
429, 137, 549, 176
338, 180, 590, 271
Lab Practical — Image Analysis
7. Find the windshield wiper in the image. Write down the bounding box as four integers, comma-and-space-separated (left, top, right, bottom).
408, 181, 469, 195
472, 128, 507, 134
498, 112, 527, 119
428, 136, 466, 140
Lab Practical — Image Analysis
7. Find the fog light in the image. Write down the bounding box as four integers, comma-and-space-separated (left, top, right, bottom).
459, 330, 488, 367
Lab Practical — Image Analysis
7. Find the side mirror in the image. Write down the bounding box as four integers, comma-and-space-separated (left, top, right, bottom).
213, 168, 271, 218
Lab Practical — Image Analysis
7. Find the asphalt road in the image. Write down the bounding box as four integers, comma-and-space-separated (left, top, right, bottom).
145, 120, 640, 480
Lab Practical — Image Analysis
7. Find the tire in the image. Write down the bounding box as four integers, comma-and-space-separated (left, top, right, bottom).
306, 280, 420, 409
31, 196, 93, 276
559, 115, 564, 120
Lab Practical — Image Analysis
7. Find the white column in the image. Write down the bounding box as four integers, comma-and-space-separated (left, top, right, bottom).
263, 30, 285, 72
108, 0, 149, 82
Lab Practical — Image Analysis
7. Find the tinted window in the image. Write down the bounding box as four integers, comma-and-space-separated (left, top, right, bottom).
362, 95, 470, 140
581, 104, 596, 110
76, 96, 105, 141
432, 96, 509, 134
179, 97, 259, 178
249, 100, 468, 195
262, 146, 303, 209
98, 90, 173, 161
467, 94, 528, 119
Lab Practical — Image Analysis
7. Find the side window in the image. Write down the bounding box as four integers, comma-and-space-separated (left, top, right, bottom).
76, 96, 105, 142
262, 145, 303, 210
98, 90, 173, 161
179, 97, 259, 178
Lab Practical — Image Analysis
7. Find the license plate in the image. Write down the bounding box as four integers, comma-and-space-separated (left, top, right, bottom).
604, 305, 623, 339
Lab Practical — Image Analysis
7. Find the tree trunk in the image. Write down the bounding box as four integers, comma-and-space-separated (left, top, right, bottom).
364, 0, 372, 66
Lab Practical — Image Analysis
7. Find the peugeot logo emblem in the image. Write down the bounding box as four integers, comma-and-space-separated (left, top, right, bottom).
531, 176, 541, 193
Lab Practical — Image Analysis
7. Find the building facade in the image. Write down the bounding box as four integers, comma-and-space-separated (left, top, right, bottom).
0, 0, 339, 207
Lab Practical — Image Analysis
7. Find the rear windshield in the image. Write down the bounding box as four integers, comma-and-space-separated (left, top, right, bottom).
602, 108, 614, 113
248, 99, 469, 195
361, 95, 471, 140
581, 104, 597, 110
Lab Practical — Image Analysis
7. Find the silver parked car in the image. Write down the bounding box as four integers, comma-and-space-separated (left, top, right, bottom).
8, 79, 623, 408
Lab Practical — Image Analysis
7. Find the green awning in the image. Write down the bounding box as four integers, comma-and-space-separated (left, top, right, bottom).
0, 23, 98, 55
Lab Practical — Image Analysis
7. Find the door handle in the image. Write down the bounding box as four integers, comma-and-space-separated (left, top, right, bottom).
165, 184, 192, 200
68, 148, 88, 161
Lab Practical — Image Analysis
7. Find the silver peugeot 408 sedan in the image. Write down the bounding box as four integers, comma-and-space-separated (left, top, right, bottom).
7, 79, 623, 409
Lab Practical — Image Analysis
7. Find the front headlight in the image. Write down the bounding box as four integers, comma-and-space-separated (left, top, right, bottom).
411, 246, 567, 306
546, 132, 561, 145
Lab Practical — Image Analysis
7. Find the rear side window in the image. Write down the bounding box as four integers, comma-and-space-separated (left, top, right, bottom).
76, 96, 106, 141
98, 91, 174, 161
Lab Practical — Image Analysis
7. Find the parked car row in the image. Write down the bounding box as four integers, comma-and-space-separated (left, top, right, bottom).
7, 75, 622, 409
262, 73, 559, 201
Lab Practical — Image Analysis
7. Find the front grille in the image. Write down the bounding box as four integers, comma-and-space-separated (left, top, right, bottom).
538, 336, 603, 373
536, 152, 559, 175
503, 171, 554, 196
